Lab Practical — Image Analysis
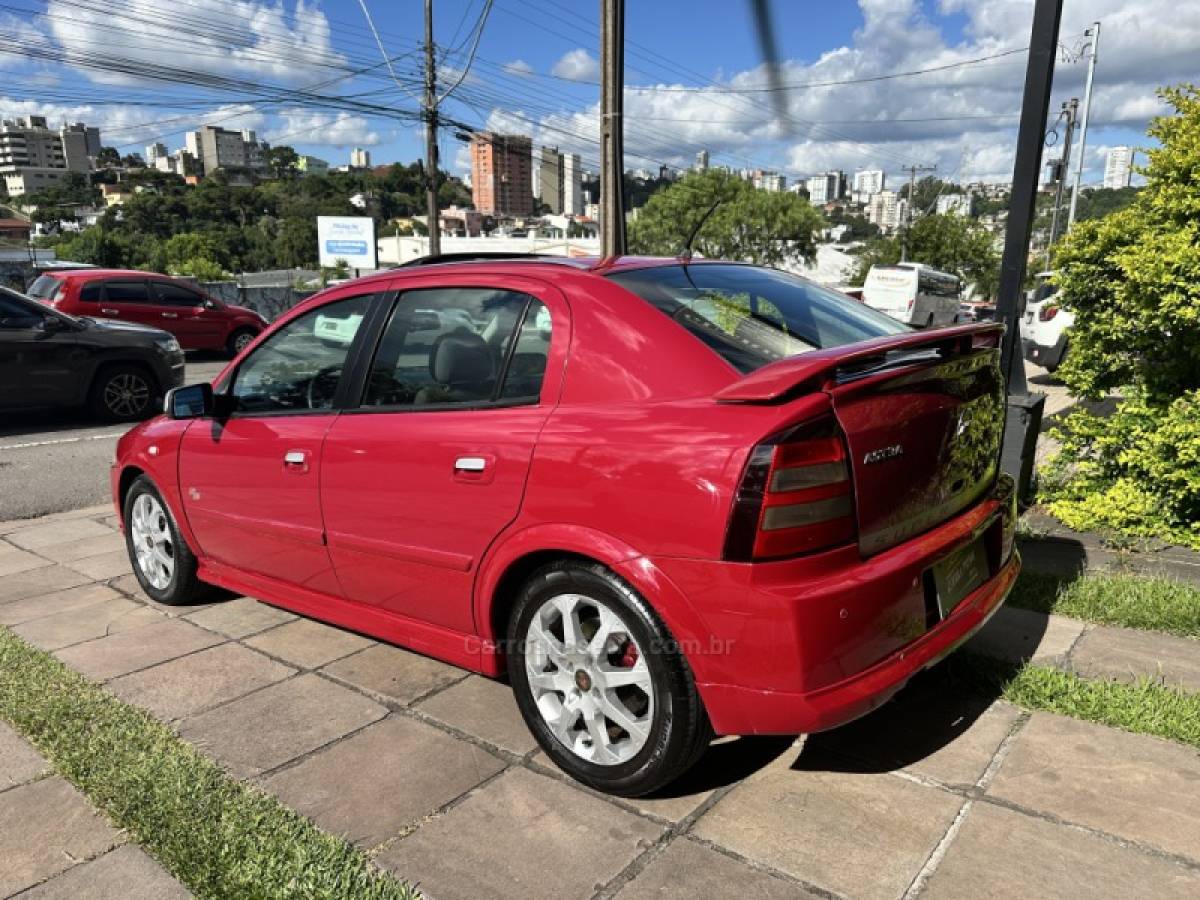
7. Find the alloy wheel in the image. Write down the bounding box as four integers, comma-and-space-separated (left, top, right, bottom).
103, 372, 151, 418
130, 493, 174, 590
524, 593, 654, 765
234, 331, 255, 353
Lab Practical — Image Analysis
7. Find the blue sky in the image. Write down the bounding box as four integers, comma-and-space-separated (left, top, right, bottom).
1, 1, 1195, 186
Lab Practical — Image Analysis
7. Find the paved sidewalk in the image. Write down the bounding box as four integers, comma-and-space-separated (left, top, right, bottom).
3, 505, 1200, 899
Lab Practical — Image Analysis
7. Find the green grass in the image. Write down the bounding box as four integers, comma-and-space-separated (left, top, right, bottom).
952, 654, 1200, 749
0, 627, 419, 900
1006, 570, 1200, 638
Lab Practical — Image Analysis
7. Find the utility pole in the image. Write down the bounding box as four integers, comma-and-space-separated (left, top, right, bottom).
994, 0, 1062, 505
423, 0, 441, 257
1068, 20, 1100, 227
900, 163, 935, 261
599, 0, 626, 258
1045, 98, 1078, 266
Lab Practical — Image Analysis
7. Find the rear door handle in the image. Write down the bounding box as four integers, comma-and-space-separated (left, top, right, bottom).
454, 456, 487, 473
100, 308, 119, 315
161, 312, 178, 319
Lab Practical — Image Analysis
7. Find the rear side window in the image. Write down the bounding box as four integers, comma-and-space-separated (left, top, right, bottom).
79, 281, 102, 302
361, 288, 545, 408
609, 264, 907, 374
26, 275, 63, 301
104, 280, 150, 304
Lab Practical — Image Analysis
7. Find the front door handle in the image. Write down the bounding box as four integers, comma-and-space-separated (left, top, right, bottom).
283, 449, 309, 473
454, 456, 487, 473
100, 308, 119, 315
161, 312, 179, 319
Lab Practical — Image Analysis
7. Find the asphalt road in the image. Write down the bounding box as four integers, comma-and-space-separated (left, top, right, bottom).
0, 359, 1074, 523
0, 355, 227, 522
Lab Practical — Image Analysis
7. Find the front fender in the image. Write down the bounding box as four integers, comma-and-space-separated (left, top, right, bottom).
112, 418, 195, 550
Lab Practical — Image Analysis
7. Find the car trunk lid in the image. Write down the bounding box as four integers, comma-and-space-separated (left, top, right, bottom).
717, 323, 1005, 556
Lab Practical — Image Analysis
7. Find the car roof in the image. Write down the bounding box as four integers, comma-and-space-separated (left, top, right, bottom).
346, 255, 742, 288
53, 268, 178, 280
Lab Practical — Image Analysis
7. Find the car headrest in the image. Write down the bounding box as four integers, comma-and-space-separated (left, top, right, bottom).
430, 332, 492, 384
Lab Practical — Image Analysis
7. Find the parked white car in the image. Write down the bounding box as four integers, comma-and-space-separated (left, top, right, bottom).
1022, 272, 1072, 372
861, 263, 961, 328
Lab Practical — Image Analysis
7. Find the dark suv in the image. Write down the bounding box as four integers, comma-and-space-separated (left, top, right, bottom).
0, 285, 184, 421
28, 269, 267, 355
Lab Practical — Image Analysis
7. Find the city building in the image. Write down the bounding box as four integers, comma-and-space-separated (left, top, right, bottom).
470, 132, 533, 217
867, 190, 906, 231
806, 172, 843, 205
752, 170, 786, 193
145, 143, 168, 165
563, 153, 583, 216
695, 149, 710, 172
152, 149, 200, 178
297, 155, 330, 176
936, 193, 972, 216
350, 147, 371, 169
185, 125, 268, 178
1104, 146, 1134, 189
537, 146, 564, 213
852, 168, 885, 196
0, 116, 101, 196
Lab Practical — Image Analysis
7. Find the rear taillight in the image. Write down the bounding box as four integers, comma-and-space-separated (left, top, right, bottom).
724, 417, 857, 561
1038, 304, 1059, 322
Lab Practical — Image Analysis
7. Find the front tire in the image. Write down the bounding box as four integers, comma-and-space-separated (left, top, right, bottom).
89, 364, 159, 422
123, 476, 203, 606
226, 327, 258, 357
507, 561, 710, 797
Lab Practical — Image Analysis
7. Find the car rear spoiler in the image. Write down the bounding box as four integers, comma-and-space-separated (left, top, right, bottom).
714, 323, 1005, 403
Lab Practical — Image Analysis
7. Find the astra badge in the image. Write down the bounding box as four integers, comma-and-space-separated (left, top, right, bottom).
863, 444, 904, 465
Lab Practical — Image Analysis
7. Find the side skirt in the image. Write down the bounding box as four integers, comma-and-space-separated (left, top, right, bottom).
197, 559, 501, 676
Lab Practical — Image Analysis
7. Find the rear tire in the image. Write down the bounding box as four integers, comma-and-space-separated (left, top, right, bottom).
507, 560, 710, 797
88, 364, 159, 422
123, 476, 203, 606
226, 327, 258, 357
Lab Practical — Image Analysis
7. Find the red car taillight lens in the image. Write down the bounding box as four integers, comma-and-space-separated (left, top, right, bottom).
1038, 304, 1059, 322
724, 418, 857, 561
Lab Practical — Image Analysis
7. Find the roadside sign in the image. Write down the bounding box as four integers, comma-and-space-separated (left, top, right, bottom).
317, 216, 377, 270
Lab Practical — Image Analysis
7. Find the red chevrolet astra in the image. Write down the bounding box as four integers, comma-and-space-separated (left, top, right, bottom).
112, 255, 1019, 796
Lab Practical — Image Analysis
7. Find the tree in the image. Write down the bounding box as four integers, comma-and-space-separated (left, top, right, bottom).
851, 213, 999, 297
96, 147, 121, 168
627, 169, 823, 266
1042, 84, 1200, 547
266, 145, 300, 181
163, 232, 226, 278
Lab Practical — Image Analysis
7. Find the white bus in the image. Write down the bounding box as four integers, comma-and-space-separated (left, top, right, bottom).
861, 263, 962, 328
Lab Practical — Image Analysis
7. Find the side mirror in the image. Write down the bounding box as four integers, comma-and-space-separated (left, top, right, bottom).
165, 383, 213, 419
40, 315, 66, 333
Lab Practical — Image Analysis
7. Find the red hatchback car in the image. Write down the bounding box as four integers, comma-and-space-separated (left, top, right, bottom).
111, 256, 1019, 796
29, 269, 267, 355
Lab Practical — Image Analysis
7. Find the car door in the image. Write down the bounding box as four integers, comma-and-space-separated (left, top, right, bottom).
320, 275, 566, 635
178, 291, 379, 590
97, 278, 157, 329
0, 289, 83, 410
151, 279, 224, 349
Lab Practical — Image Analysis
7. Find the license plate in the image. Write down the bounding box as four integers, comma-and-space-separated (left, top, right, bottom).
932, 537, 989, 618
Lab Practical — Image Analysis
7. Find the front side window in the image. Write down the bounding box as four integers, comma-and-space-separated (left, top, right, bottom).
79, 281, 102, 302
0, 291, 43, 329
153, 281, 204, 307
230, 294, 372, 414
362, 288, 547, 408
104, 280, 150, 304
609, 264, 907, 374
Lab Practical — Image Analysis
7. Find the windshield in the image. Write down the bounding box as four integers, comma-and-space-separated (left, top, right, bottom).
26, 274, 64, 301
609, 263, 908, 374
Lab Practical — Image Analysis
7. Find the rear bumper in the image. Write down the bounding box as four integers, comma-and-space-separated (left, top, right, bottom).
1022, 336, 1066, 370
646, 476, 1019, 735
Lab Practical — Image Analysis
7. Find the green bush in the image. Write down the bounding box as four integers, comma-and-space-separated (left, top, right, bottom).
1042, 84, 1200, 547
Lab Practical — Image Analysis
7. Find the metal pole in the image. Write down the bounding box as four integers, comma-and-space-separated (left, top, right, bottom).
599, 0, 626, 258
995, 0, 1062, 504
1068, 21, 1099, 227
900, 163, 934, 262
424, 0, 441, 257
1046, 98, 1077, 266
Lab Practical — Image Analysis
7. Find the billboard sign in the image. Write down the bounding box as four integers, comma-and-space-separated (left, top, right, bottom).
317, 216, 377, 270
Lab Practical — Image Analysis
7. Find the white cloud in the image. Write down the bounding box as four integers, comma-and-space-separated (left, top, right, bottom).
267, 110, 382, 148
502, 59, 534, 78
551, 49, 600, 82
44, 0, 343, 85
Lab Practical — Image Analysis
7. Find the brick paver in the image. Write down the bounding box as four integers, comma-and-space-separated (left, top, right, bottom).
6, 507, 1200, 900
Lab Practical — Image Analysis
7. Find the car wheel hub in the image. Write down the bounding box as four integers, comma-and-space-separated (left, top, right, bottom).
104, 373, 149, 417
130, 493, 174, 590
525, 593, 654, 766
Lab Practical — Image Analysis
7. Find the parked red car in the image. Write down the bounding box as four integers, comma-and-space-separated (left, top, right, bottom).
111, 256, 1019, 796
28, 269, 267, 355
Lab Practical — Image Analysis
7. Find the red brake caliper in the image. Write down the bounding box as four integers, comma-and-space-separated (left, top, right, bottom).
618, 640, 639, 668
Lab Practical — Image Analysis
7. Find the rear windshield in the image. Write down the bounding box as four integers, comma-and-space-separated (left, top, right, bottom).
609, 263, 908, 374
26, 274, 63, 300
